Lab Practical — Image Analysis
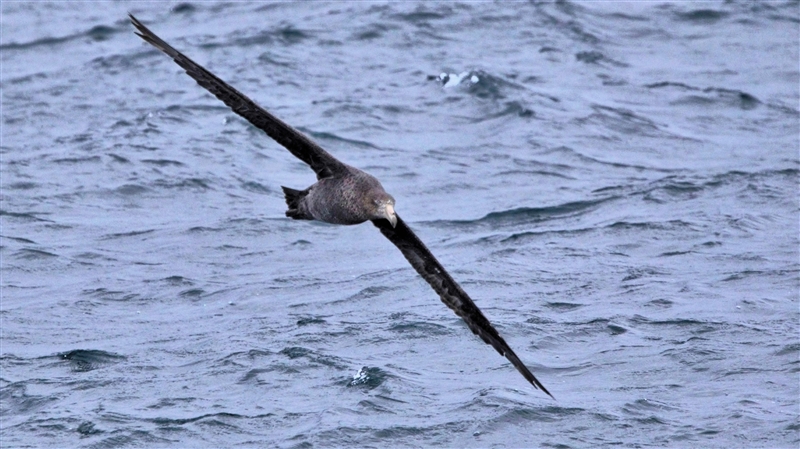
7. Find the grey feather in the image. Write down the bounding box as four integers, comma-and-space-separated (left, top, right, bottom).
129, 13, 344, 180
373, 216, 553, 398
130, 14, 553, 398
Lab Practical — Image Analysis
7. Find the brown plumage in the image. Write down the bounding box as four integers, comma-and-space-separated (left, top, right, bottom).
130, 14, 553, 399
281, 170, 396, 227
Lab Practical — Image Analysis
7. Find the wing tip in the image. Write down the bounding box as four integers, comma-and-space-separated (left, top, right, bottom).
128, 13, 151, 44
128, 12, 143, 29
520, 362, 555, 400
535, 379, 556, 400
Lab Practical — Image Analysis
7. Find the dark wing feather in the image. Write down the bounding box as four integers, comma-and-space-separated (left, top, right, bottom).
129, 14, 345, 180
373, 215, 553, 398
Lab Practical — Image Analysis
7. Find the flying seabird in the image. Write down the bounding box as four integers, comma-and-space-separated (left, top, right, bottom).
129, 14, 553, 398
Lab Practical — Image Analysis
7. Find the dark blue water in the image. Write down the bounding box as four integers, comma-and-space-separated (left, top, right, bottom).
2, 2, 798, 448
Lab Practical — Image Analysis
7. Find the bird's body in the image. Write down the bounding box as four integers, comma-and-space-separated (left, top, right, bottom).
282, 165, 395, 226
130, 14, 552, 398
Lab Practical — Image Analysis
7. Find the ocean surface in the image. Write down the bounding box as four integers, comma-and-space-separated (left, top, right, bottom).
2, 2, 798, 448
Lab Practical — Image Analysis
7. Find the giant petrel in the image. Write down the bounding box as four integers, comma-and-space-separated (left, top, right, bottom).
130, 14, 552, 398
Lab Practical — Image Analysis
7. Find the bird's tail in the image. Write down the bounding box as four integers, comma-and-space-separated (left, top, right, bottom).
281, 186, 313, 220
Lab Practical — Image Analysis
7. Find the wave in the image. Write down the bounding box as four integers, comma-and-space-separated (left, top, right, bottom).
1, 24, 120, 51
673, 9, 729, 23
12, 248, 58, 260
198, 23, 312, 50
278, 346, 349, 370
348, 366, 389, 389
577, 104, 673, 138
57, 349, 126, 372
100, 229, 155, 240
646, 82, 761, 111
0, 210, 54, 223
427, 167, 797, 245
575, 50, 628, 68
437, 196, 616, 229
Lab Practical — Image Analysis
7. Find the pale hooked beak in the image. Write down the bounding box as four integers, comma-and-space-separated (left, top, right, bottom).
385, 203, 397, 228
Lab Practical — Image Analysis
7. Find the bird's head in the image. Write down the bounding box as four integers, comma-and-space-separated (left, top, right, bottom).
370, 192, 397, 228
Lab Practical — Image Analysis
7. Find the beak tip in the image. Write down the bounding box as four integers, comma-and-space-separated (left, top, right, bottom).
385, 204, 397, 228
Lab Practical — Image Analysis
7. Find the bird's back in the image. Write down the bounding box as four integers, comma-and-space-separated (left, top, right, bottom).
303, 167, 387, 225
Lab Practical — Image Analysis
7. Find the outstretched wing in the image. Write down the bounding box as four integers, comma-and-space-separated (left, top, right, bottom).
373, 215, 553, 398
129, 14, 345, 180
